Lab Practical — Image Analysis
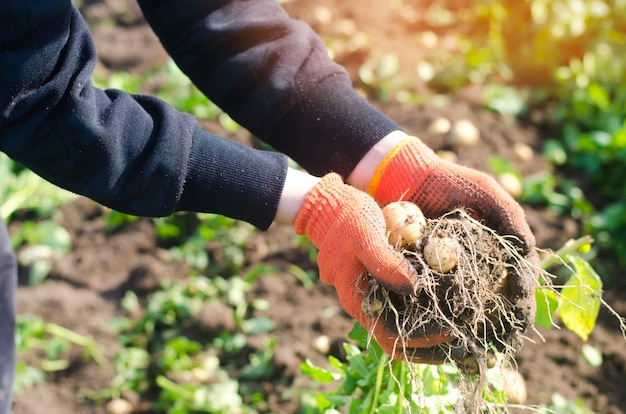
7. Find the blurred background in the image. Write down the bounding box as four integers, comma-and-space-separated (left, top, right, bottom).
4, 0, 626, 413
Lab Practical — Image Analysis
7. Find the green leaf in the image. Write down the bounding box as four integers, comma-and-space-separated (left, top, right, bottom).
543, 139, 568, 165
535, 287, 559, 328
27, 259, 53, 286
328, 355, 346, 372
314, 393, 335, 412
348, 322, 369, 348
346, 351, 370, 381
286, 263, 317, 289
422, 364, 446, 396
241, 317, 275, 335
300, 359, 339, 384
559, 256, 603, 341
581, 344, 603, 368
488, 155, 519, 176
483, 84, 526, 116
13, 362, 46, 393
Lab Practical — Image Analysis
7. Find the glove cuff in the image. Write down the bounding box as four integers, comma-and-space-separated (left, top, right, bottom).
367, 136, 437, 205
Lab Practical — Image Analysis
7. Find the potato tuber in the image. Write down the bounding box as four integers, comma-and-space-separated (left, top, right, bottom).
382, 201, 426, 247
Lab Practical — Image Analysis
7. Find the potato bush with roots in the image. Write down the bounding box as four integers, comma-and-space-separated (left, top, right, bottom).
361, 201, 537, 410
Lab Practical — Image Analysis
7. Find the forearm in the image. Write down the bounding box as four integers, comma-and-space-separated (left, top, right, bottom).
140, 0, 400, 178
0, 1, 288, 229
178, 135, 288, 229
0, 2, 194, 217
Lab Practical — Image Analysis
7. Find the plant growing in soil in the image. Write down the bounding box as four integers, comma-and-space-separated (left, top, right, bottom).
316, 199, 626, 414
82, 270, 278, 413
303, 218, 624, 413
14, 315, 107, 393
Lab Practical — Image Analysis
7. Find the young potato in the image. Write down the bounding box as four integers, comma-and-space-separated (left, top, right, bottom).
382, 201, 426, 247
423, 235, 458, 273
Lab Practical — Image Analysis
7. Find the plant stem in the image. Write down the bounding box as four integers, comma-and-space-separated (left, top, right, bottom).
45, 322, 108, 367
396, 361, 406, 412
540, 235, 594, 270
369, 354, 388, 414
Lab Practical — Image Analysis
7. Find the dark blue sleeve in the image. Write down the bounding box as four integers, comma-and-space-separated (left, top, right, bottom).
0, 0, 287, 229
138, 0, 400, 177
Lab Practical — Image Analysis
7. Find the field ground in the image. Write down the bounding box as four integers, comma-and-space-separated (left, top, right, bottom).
12, 1, 626, 413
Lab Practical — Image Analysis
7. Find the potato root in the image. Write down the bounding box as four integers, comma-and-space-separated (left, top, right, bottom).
363, 202, 536, 412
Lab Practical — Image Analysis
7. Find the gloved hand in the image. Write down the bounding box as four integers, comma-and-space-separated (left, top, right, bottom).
368, 136, 536, 254
295, 173, 451, 361
368, 136, 538, 341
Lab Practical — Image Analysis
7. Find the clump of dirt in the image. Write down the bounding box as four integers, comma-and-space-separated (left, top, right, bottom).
362, 206, 537, 412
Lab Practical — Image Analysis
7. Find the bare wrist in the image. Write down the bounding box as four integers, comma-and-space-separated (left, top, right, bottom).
347, 130, 408, 191
275, 168, 321, 225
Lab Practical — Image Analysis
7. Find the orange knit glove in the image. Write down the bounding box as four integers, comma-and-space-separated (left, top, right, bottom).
295, 173, 451, 361
369, 137, 536, 253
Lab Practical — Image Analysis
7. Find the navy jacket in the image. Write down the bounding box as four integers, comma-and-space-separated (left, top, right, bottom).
0, 0, 398, 229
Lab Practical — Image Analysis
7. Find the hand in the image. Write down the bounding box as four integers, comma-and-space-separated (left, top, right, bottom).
295, 173, 450, 361
368, 137, 536, 254
367, 136, 538, 339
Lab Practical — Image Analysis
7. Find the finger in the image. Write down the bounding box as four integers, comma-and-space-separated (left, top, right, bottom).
462, 169, 536, 251
359, 242, 417, 295
316, 246, 361, 286
325, 266, 368, 318
334, 275, 453, 360
378, 334, 448, 364
400, 346, 447, 364
378, 329, 451, 350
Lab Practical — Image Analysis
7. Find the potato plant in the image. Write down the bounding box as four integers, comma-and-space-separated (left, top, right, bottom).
302, 231, 614, 414
14, 315, 107, 393
87, 267, 281, 413
0, 154, 76, 221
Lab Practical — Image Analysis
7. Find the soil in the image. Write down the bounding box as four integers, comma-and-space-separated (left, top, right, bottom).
11, 1, 626, 413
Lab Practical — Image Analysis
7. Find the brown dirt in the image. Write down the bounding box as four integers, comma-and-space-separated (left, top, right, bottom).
11, 1, 626, 413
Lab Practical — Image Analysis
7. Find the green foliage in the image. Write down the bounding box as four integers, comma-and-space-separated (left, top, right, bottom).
156, 212, 256, 275
0, 154, 76, 221
543, 394, 596, 414
1, 154, 75, 284
581, 343, 603, 368
559, 256, 603, 340
545, 79, 626, 273
301, 236, 605, 414
536, 236, 605, 341
156, 374, 250, 414
517, 81, 626, 276
439, 0, 626, 277
359, 53, 418, 103
14, 314, 107, 393
301, 324, 463, 413
12, 220, 72, 285
93, 59, 240, 131
417, 0, 626, 90
92, 272, 278, 413
103, 210, 257, 275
